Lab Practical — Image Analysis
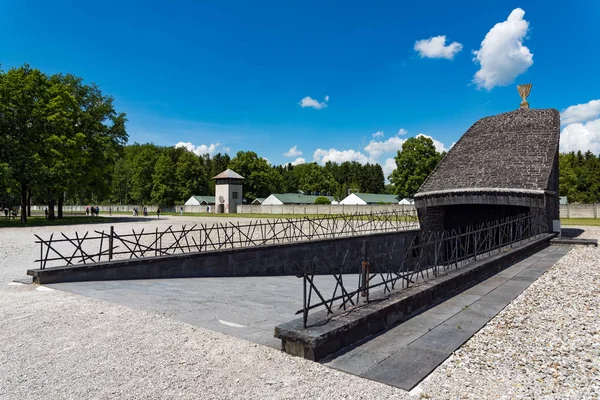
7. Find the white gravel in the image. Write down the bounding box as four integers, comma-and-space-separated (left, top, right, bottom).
1, 217, 598, 399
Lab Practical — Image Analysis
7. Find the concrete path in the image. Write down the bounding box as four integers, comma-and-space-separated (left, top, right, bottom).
322, 245, 572, 390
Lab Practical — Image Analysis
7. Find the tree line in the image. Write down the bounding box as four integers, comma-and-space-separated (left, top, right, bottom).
559, 151, 600, 203
2, 65, 599, 223
98, 136, 442, 207
108, 144, 388, 205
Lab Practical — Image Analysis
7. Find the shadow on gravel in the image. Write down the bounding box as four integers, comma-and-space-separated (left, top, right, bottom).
561, 228, 584, 238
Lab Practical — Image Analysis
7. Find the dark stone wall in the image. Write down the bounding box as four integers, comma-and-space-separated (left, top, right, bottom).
275, 234, 553, 361
418, 204, 530, 233
29, 229, 421, 284
443, 204, 529, 231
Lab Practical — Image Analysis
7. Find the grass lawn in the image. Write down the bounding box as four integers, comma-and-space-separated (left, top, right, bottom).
560, 218, 600, 226
0, 216, 113, 228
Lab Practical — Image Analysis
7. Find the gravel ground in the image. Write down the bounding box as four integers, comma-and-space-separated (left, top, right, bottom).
1, 217, 598, 399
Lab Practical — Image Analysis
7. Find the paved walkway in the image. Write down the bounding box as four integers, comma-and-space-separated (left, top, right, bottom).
322, 245, 572, 390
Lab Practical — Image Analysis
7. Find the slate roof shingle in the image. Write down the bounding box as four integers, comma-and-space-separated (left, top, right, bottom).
417, 108, 560, 196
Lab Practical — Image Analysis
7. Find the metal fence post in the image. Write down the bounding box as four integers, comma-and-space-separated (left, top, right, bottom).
474, 230, 477, 261
108, 226, 114, 261
361, 240, 369, 302
303, 273, 308, 328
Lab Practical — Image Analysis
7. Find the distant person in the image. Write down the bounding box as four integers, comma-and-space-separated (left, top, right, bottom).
85, 206, 89, 216
44, 208, 49, 220
157, 207, 161, 219
109, 207, 112, 216
180, 206, 183, 215
95, 206, 100, 216
143, 207, 148, 217
3, 207, 8, 219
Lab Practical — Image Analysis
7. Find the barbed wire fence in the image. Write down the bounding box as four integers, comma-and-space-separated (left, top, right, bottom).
294, 210, 550, 327
34, 210, 420, 270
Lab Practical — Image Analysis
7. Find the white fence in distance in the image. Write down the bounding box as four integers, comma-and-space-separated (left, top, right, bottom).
560, 203, 600, 218
28, 202, 600, 218
238, 204, 417, 215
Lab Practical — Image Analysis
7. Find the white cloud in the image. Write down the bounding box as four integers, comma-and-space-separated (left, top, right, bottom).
416, 134, 448, 153
284, 145, 303, 157
372, 131, 384, 138
175, 141, 222, 156
561, 100, 600, 125
414, 35, 463, 59
560, 119, 600, 154
313, 148, 370, 164
291, 157, 306, 166
223, 147, 231, 153
299, 96, 328, 109
397, 128, 408, 136
472, 8, 533, 90
311, 131, 450, 183
364, 136, 406, 159
383, 158, 397, 179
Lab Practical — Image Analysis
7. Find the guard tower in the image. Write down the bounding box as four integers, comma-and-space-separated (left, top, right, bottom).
213, 169, 245, 213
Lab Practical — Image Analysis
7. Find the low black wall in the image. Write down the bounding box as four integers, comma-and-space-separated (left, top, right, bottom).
274, 233, 554, 361
28, 229, 421, 284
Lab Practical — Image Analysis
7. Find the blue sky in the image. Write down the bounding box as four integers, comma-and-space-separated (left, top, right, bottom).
2, 1, 600, 177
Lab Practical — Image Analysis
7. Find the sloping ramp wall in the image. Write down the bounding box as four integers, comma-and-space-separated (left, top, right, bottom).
28, 229, 420, 284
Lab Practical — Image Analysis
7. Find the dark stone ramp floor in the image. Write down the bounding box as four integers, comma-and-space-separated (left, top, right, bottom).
47, 275, 313, 348
322, 245, 572, 390
46, 274, 386, 348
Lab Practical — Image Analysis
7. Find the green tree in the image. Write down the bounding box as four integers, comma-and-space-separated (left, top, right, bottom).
151, 154, 177, 206
175, 149, 207, 202
0, 65, 47, 222
296, 163, 339, 195
360, 163, 385, 194
111, 156, 133, 205
228, 151, 283, 200
314, 196, 331, 204
389, 136, 442, 198
130, 144, 160, 204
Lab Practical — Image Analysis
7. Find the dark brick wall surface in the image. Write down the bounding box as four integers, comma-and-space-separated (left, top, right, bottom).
29, 229, 421, 284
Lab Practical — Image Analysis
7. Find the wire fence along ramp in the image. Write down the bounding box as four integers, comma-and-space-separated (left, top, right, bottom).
295, 210, 549, 327
34, 210, 419, 270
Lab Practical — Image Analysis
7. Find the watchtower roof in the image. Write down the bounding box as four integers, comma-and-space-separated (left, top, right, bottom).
212, 169, 245, 180
417, 108, 560, 197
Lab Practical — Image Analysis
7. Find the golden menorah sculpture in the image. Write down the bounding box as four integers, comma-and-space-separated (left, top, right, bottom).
517, 83, 532, 109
